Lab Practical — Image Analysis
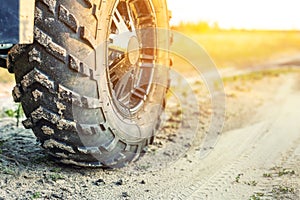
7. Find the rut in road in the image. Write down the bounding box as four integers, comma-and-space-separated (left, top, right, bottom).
167, 73, 300, 199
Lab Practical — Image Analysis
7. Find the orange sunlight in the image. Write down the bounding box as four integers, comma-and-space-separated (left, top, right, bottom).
167, 0, 300, 30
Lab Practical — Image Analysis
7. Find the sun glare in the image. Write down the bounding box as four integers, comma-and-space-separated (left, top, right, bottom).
167, 0, 300, 30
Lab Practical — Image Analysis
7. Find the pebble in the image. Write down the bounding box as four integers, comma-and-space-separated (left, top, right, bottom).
93, 179, 105, 186
122, 192, 129, 198
115, 179, 123, 186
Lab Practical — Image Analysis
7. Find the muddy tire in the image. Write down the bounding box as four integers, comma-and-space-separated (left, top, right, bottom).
9, 0, 170, 167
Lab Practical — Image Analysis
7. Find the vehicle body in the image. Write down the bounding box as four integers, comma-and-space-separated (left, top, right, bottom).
0, 0, 34, 66
0, 0, 170, 168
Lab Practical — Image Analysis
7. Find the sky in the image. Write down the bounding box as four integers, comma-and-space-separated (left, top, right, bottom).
167, 0, 300, 30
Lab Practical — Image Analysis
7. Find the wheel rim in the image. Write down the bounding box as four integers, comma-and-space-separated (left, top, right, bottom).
107, 0, 157, 116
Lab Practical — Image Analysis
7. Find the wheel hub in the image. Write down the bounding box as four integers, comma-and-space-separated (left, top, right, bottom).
107, 0, 156, 115
127, 36, 139, 65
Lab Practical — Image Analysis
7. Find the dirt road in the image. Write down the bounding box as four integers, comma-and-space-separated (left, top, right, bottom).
0, 66, 300, 199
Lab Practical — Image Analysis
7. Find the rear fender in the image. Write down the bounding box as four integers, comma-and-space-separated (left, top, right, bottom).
0, 0, 35, 44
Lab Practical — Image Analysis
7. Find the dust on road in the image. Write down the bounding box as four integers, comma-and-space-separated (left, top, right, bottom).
0, 67, 300, 199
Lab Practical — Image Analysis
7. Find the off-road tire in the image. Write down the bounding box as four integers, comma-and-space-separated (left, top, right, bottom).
9, 0, 170, 167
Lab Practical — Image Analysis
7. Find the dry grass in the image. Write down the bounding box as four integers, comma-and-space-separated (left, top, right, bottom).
222, 67, 300, 83
172, 28, 300, 71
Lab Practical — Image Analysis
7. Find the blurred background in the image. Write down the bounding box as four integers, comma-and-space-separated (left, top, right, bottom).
1, 1, 300, 84
167, 0, 300, 72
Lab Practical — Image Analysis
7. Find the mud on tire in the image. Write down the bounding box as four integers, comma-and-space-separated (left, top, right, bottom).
9, 0, 170, 168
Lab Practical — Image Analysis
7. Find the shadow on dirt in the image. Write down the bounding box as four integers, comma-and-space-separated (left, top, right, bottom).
0, 119, 100, 175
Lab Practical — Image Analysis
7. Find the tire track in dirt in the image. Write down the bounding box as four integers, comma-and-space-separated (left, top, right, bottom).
169, 73, 300, 199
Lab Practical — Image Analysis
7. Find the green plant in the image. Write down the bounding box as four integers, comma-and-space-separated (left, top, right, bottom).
235, 173, 243, 183
50, 167, 62, 173
272, 185, 295, 195
245, 180, 258, 186
138, 164, 151, 170
4, 103, 24, 126
263, 173, 272, 178
249, 192, 264, 200
0, 164, 15, 175
47, 173, 65, 182
278, 169, 295, 177
0, 140, 4, 154
31, 192, 42, 199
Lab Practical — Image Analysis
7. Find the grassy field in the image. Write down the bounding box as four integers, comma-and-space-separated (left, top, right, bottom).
0, 68, 14, 84
172, 28, 300, 71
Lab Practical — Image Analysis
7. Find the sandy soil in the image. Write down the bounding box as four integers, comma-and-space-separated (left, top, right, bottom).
0, 66, 300, 199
